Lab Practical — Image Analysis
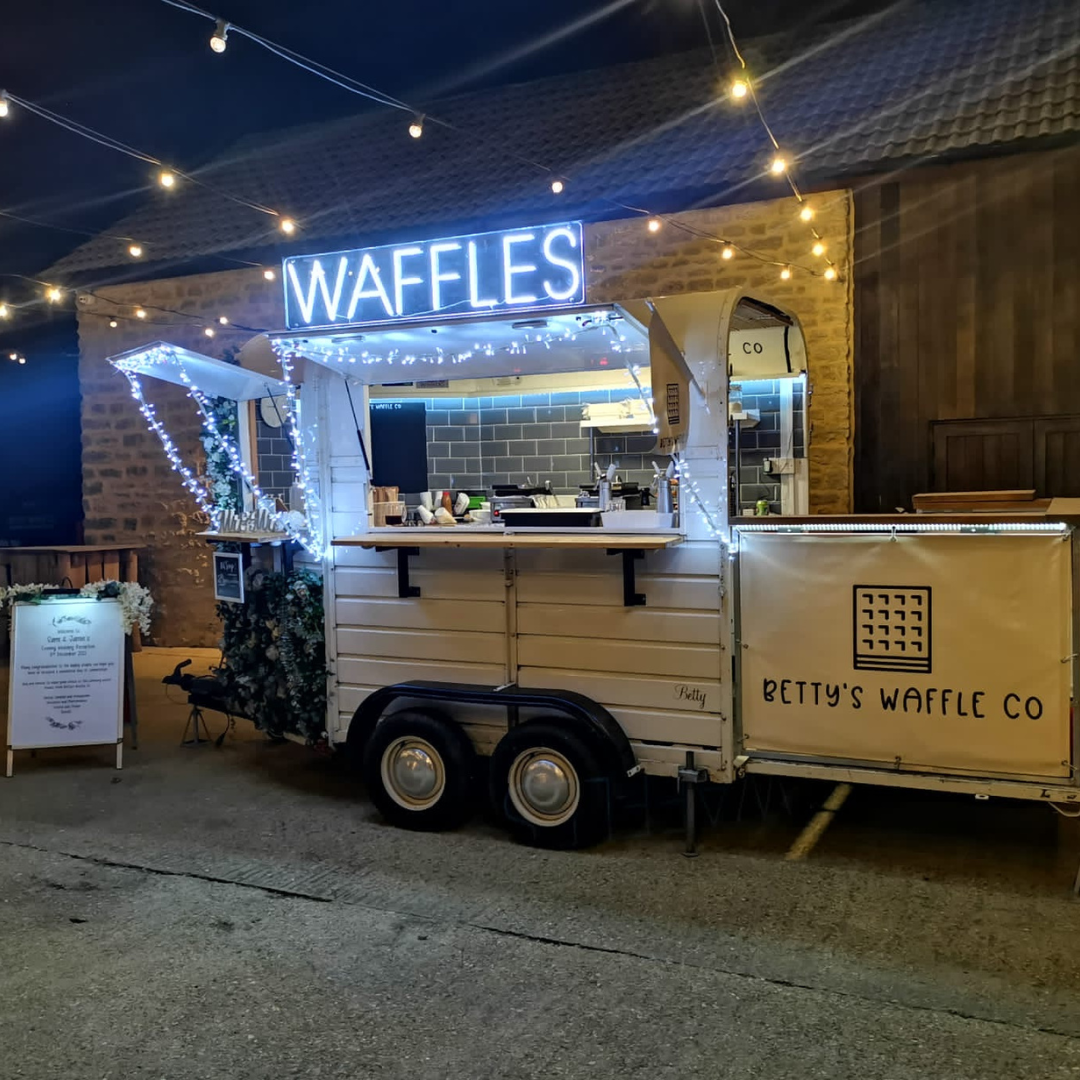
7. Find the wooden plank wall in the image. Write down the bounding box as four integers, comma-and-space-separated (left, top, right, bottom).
854, 144, 1080, 511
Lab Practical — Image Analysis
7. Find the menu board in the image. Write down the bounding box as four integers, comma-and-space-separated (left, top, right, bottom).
7, 597, 125, 767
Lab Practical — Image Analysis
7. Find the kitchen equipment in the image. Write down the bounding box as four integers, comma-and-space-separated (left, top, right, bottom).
578, 481, 643, 510
499, 507, 603, 528
490, 494, 534, 520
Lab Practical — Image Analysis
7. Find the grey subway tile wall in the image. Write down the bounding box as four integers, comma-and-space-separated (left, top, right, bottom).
374, 389, 670, 496
733, 377, 807, 514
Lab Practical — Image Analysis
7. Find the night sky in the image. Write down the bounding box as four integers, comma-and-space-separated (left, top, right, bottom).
0, 0, 875, 542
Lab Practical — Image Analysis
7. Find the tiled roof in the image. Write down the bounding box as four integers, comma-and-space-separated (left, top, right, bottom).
50, 0, 1080, 278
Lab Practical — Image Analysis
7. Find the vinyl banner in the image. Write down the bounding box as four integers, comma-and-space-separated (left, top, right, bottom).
738, 532, 1073, 778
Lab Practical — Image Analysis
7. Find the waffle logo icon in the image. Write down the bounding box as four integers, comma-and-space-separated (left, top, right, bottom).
853, 585, 932, 674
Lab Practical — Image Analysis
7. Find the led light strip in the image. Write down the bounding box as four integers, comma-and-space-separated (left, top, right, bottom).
733, 521, 1069, 533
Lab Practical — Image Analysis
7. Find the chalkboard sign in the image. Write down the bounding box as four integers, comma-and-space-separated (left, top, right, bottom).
369, 401, 428, 493
213, 551, 245, 603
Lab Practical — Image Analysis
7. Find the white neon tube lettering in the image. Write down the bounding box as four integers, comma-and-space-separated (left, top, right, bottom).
286, 256, 349, 325
429, 242, 462, 311
467, 241, 497, 308
502, 232, 537, 304
542, 227, 581, 301
346, 253, 394, 319
392, 246, 425, 316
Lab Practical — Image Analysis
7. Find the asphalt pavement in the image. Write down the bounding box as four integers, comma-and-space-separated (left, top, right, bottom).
3, 648, 1080, 1079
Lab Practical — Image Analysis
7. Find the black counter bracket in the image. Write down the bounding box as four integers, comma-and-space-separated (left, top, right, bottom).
377, 545, 421, 598
608, 548, 646, 606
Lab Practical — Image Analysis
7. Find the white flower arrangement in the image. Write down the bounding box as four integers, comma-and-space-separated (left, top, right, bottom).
0, 580, 154, 636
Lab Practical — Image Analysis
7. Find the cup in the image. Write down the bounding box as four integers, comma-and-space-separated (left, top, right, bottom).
419, 492, 433, 510
470, 509, 492, 525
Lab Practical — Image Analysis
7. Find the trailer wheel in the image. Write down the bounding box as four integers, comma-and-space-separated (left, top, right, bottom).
490, 721, 611, 849
363, 709, 477, 831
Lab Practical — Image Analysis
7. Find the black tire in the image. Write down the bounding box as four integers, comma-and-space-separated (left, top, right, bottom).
362, 709, 478, 831
489, 720, 613, 850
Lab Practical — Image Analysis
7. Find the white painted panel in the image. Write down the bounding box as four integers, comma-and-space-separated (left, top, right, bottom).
331, 482, 367, 511
518, 635, 720, 679
332, 465, 369, 484
517, 667, 723, 714
338, 685, 378, 715
335, 566, 506, 601
334, 547, 398, 568
630, 742, 727, 781
516, 572, 721, 610
608, 705, 724, 746
336, 597, 505, 633
517, 603, 719, 645
337, 656, 506, 688
516, 543, 722, 577
338, 627, 505, 665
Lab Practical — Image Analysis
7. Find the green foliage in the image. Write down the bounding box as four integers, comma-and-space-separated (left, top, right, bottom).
215, 566, 327, 742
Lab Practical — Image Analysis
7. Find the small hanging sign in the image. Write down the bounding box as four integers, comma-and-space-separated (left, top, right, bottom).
213, 551, 245, 604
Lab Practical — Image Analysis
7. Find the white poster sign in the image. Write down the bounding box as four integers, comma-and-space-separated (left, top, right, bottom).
738, 533, 1073, 779
7, 597, 125, 774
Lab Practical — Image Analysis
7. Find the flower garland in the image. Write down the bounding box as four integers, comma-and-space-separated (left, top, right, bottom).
214, 566, 326, 742
1, 580, 154, 635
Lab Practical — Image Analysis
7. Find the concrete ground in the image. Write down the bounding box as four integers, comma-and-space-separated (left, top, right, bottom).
3, 649, 1080, 1079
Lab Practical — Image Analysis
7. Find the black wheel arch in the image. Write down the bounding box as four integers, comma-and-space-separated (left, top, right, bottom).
343, 681, 637, 781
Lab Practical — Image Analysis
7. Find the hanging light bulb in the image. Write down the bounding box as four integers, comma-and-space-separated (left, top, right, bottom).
204, 326, 216, 338
262, 268, 276, 281
109, 319, 118, 328
408, 114, 424, 139
721, 245, 735, 260
0, 92, 9, 118
799, 205, 815, 222
0, 303, 9, 319
217, 315, 229, 325
779, 265, 792, 280
17, 355, 25, 365
8, 351, 16, 361
550, 178, 565, 194
279, 217, 296, 235
158, 170, 176, 189
46, 286, 62, 303
823, 266, 838, 281
647, 218, 661, 233
730, 77, 749, 100
811, 241, 826, 257
210, 19, 229, 53
135, 307, 147, 319
128, 244, 143, 258
770, 155, 787, 176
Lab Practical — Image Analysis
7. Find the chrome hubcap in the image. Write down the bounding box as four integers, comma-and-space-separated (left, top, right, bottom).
508, 748, 580, 827
381, 736, 445, 810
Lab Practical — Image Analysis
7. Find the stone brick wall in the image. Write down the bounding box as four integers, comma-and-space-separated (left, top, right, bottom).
75, 192, 852, 645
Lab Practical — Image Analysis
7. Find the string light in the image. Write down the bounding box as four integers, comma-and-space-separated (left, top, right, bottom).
799, 205, 814, 222
158, 170, 176, 188
780, 266, 792, 280
550, 178, 565, 194
769, 155, 787, 176
721, 245, 735, 260
0, 304, 9, 319
262, 268, 276, 281
823, 266, 838, 282
45, 286, 62, 303
8, 351, 17, 361
730, 77, 749, 100
135, 308, 147, 319
204, 326, 216, 338
811, 241, 826, 257
647, 217, 662, 233
209, 19, 229, 53
0, 93, 9, 119
279, 217, 296, 235
109, 319, 118, 328
408, 114, 424, 139
128, 244, 143, 258
17, 355, 25, 365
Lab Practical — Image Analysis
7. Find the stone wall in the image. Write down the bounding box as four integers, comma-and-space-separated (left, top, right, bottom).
75, 193, 853, 645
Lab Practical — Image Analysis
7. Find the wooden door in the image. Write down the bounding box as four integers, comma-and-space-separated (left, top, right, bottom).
931, 419, 1033, 492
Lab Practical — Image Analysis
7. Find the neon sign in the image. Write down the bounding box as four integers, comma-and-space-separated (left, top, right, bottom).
283, 221, 585, 331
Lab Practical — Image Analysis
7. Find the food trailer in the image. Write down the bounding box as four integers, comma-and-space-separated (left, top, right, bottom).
113, 219, 1080, 852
